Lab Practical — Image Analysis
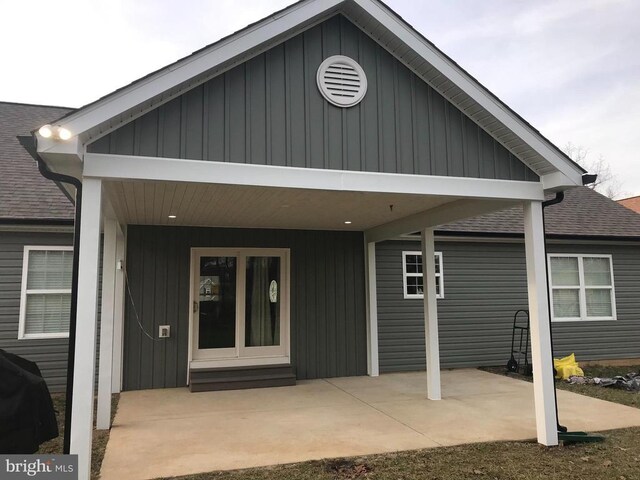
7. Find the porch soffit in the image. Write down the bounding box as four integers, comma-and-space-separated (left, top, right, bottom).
103, 180, 459, 231
37, 0, 583, 187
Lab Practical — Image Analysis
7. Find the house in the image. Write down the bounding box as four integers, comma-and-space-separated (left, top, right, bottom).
0, 101, 74, 392
618, 194, 640, 214
20, 0, 618, 477
376, 186, 640, 373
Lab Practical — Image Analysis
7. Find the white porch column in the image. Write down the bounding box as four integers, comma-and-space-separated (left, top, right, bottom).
111, 229, 125, 393
71, 178, 102, 480
523, 201, 558, 446
365, 241, 379, 376
97, 217, 118, 430
421, 227, 441, 400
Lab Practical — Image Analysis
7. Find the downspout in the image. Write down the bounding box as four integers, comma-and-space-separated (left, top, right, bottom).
18, 136, 81, 455
541, 191, 565, 433
541, 173, 597, 435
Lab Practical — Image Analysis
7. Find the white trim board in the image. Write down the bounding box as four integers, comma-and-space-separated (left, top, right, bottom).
84, 153, 546, 201
38, 0, 343, 145
37, 0, 582, 188
364, 199, 519, 243
347, 0, 583, 183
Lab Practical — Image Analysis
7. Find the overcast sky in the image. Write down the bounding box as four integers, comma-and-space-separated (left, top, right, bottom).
3, 0, 638, 196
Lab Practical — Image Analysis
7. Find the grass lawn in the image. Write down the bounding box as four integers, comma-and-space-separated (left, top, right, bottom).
153, 364, 640, 480
38, 392, 119, 479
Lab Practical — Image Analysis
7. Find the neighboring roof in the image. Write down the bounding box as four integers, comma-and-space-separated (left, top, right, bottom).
438, 187, 640, 239
0, 101, 75, 222
618, 195, 640, 214
40, 0, 583, 186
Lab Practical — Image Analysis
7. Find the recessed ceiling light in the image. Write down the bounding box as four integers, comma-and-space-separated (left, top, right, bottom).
344, 220, 352, 224
168, 215, 177, 219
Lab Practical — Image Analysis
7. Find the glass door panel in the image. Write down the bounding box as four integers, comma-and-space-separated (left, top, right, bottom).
198, 256, 236, 349
244, 256, 281, 347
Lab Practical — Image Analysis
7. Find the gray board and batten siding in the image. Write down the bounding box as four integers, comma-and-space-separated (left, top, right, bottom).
122, 225, 367, 391
0, 231, 73, 392
88, 15, 538, 182
377, 239, 640, 373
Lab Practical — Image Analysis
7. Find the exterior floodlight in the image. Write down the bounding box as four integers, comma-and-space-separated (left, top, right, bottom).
57, 127, 72, 141
39, 125, 53, 138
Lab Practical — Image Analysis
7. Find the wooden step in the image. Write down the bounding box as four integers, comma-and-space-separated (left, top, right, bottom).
189, 364, 296, 392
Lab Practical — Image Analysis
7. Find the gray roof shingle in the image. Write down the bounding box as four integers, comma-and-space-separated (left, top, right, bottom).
439, 187, 640, 239
0, 102, 74, 222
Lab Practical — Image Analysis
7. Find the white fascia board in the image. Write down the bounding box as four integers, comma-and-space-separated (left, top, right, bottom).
355, 0, 584, 184
45, 0, 342, 144
36, 134, 81, 156
35, 133, 84, 183
541, 172, 581, 191
365, 199, 518, 243
84, 153, 545, 201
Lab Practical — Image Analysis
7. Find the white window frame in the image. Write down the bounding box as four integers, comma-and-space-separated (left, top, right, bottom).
18, 246, 73, 339
402, 251, 444, 300
547, 253, 617, 322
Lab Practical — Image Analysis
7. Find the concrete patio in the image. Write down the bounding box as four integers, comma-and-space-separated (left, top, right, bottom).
99, 369, 640, 480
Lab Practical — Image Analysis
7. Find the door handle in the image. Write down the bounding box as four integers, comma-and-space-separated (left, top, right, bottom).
193, 301, 198, 313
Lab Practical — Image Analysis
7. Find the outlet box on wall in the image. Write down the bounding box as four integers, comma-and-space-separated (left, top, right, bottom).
159, 325, 170, 338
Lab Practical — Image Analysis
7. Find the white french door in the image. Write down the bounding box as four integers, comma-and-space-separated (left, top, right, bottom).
189, 248, 290, 367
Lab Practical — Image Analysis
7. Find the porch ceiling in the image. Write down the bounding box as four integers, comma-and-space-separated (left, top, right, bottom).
104, 180, 458, 231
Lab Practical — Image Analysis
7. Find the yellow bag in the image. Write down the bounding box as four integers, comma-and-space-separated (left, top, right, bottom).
554, 353, 584, 380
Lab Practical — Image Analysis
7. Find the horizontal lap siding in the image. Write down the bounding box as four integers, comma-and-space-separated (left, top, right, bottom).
87, 16, 537, 182
123, 225, 367, 391
377, 240, 640, 372
0, 231, 73, 392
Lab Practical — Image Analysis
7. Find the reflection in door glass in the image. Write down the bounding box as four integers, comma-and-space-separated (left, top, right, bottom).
199, 256, 236, 349
245, 257, 281, 347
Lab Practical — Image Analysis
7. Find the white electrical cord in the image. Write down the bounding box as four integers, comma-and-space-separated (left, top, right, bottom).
123, 267, 162, 342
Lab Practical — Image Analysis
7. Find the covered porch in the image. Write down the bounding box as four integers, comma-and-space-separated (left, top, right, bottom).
99, 369, 640, 479
71, 157, 564, 478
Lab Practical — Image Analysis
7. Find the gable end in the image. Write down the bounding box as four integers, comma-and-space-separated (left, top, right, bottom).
88, 15, 538, 182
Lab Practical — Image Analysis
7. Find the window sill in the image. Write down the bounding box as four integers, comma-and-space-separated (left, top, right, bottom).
19, 333, 70, 340
403, 294, 444, 300
551, 317, 616, 323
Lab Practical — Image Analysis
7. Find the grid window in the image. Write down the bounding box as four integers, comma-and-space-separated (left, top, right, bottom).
402, 251, 443, 299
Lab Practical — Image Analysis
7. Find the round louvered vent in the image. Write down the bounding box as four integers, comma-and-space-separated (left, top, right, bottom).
316, 55, 367, 107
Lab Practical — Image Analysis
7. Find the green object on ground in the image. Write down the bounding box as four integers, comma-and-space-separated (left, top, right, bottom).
558, 431, 605, 444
